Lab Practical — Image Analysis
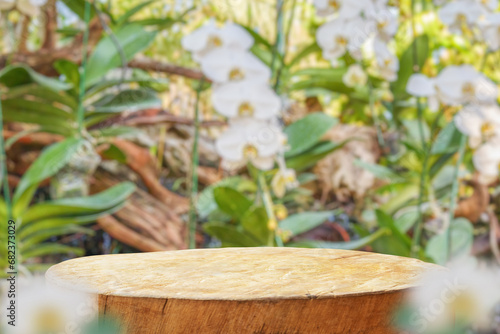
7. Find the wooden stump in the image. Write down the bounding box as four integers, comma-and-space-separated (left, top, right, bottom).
46, 247, 441, 334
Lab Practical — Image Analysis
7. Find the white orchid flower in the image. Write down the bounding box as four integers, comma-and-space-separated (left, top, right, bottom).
373, 40, 399, 82
454, 104, 500, 148
200, 48, 271, 84
480, 13, 500, 50
215, 118, 286, 170
343, 64, 368, 87
211, 80, 281, 120
473, 138, 500, 178
408, 262, 500, 333
182, 21, 254, 62
366, 6, 399, 42
406, 73, 441, 111
313, 0, 374, 18
434, 65, 498, 105
477, 0, 498, 12
316, 19, 365, 61
438, 0, 485, 34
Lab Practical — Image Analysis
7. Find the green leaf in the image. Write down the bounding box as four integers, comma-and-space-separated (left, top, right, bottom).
213, 187, 253, 219
21, 244, 84, 260
354, 159, 406, 183
288, 42, 321, 68
285, 112, 337, 157
20, 225, 94, 251
286, 140, 347, 171
431, 122, 463, 154
13, 138, 85, 205
0, 64, 72, 90
287, 228, 389, 249
60, 0, 95, 20
21, 182, 135, 224
53, 59, 81, 92
425, 218, 474, 265
115, 0, 156, 26
241, 207, 270, 244
203, 222, 261, 247
280, 211, 334, 238
86, 24, 157, 87
403, 119, 431, 144
100, 144, 127, 164
88, 89, 161, 113
90, 126, 146, 139
371, 210, 411, 257
391, 35, 429, 99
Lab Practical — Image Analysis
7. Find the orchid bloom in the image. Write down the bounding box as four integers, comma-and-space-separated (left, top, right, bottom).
200, 48, 271, 84
454, 104, 500, 148
343, 64, 368, 87
438, 0, 485, 34
215, 118, 286, 170
480, 13, 500, 51
406, 73, 440, 111
211, 80, 281, 120
316, 19, 363, 61
373, 40, 399, 82
313, 0, 374, 18
473, 138, 500, 178
181, 21, 254, 62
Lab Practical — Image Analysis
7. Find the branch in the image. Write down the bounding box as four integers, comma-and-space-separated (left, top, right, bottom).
42, 0, 57, 50
129, 58, 206, 81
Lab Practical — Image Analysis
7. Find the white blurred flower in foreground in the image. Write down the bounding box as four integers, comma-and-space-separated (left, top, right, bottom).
342, 64, 368, 87
200, 48, 271, 84
373, 40, 399, 81
434, 65, 498, 105
408, 262, 500, 333
478, 0, 498, 12
211, 81, 281, 119
316, 19, 361, 61
366, 6, 399, 42
454, 104, 500, 148
181, 21, 253, 62
480, 13, 500, 50
473, 138, 500, 178
312, 0, 373, 18
438, 0, 485, 34
216, 118, 286, 170
2, 277, 97, 334
0, 0, 47, 16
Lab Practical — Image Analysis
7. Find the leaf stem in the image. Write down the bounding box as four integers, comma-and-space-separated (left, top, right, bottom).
76, 0, 92, 136
188, 79, 205, 249
258, 173, 283, 247
0, 93, 12, 221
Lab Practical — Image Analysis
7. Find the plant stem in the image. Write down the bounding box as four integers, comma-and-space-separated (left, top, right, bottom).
271, 0, 285, 90
188, 79, 204, 249
444, 134, 467, 262
0, 93, 12, 221
76, 0, 92, 137
368, 80, 385, 149
274, 0, 297, 91
258, 173, 283, 247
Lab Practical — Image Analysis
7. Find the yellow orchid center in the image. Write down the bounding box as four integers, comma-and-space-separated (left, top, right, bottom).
238, 102, 254, 116
335, 36, 348, 46
208, 35, 223, 48
377, 20, 388, 30
384, 58, 392, 67
481, 122, 495, 137
35, 308, 65, 332
229, 68, 245, 81
462, 82, 475, 97
328, 0, 340, 10
243, 144, 258, 158
457, 13, 467, 22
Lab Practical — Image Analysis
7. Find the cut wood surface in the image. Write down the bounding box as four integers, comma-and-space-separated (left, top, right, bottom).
46, 247, 442, 334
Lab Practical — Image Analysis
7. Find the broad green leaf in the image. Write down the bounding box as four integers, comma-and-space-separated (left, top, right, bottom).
20, 225, 94, 251
287, 228, 390, 249
100, 144, 127, 164
371, 209, 411, 257
3, 84, 76, 108
426, 218, 474, 265
86, 24, 157, 87
203, 222, 261, 247
90, 126, 145, 139
0, 64, 72, 90
241, 207, 270, 244
21, 182, 135, 224
13, 138, 85, 205
21, 244, 84, 260
115, 0, 156, 26
354, 159, 406, 183
85, 77, 169, 98
286, 140, 347, 171
403, 119, 431, 144
53, 59, 81, 92
288, 42, 321, 68
285, 112, 337, 157
391, 35, 429, 99
88, 89, 161, 113
431, 122, 463, 154
279, 211, 335, 238
60, 0, 95, 20
213, 187, 253, 219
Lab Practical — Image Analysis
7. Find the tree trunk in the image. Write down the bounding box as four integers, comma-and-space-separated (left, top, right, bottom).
46, 247, 442, 334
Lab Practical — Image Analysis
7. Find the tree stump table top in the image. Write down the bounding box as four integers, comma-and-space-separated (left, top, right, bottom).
46, 247, 442, 333
47, 247, 439, 300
